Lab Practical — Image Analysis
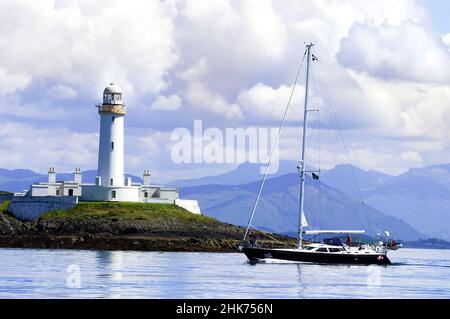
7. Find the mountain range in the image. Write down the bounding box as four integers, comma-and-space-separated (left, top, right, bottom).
1, 161, 449, 240
173, 161, 449, 240
179, 172, 423, 240
168, 160, 298, 187
318, 164, 450, 240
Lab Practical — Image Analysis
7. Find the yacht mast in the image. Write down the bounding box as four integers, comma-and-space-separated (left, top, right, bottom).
298, 43, 314, 249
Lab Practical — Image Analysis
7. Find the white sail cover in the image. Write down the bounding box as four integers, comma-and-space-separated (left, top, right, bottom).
301, 210, 308, 227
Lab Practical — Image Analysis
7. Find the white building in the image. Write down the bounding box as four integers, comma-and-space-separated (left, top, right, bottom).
23, 83, 201, 215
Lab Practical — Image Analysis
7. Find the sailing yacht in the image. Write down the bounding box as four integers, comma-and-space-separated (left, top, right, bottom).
240, 43, 392, 265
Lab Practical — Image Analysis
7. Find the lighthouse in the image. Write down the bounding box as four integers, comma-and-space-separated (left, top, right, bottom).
97, 82, 125, 187
24, 81, 201, 215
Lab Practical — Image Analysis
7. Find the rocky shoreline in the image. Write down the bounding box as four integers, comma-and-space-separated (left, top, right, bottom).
0, 201, 295, 252
0, 235, 244, 252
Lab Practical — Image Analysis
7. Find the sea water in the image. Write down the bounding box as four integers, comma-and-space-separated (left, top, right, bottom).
0, 248, 448, 299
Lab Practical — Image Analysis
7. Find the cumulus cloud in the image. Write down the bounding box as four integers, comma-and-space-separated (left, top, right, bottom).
238, 83, 304, 121
443, 33, 450, 50
0, 68, 31, 95
177, 57, 243, 119
185, 81, 242, 119
0, 121, 98, 172
150, 94, 182, 112
337, 21, 450, 83
48, 84, 78, 99
0, 0, 178, 103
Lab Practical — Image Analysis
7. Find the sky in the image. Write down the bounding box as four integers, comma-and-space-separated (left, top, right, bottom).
1, 0, 450, 182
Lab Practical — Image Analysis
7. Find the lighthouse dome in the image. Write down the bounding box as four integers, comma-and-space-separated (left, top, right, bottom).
103, 82, 122, 94
103, 82, 123, 105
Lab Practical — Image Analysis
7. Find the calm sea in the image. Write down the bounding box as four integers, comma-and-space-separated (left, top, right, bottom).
0, 248, 448, 299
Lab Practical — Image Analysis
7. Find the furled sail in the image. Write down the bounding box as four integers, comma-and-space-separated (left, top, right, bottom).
301, 210, 308, 227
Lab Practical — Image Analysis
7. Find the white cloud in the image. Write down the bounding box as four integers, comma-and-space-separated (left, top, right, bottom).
0, 121, 98, 172
337, 21, 450, 83
401, 151, 423, 164
443, 33, 450, 50
150, 94, 182, 112
176, 0, 289, 97
0, 0, 178, 102
49, 84, 78, 99
0, 68, 31, 95
177, 57, 208, 82
238, 83, 304, 120
185, 81, 242, 119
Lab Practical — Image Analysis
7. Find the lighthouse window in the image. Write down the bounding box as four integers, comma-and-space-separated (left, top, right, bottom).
111, 142, 114, 150
110, 178, 114, 186
144, 192, 149, 198
111, 190, 116, 199
104, 93, 112, 103
112, 116, 115, 123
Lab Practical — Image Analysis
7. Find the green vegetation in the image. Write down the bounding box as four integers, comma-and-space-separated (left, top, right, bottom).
41, 202, 221, 224
0, 201, 292, 252
0, 200, 10, 214
0, 191, 12, 195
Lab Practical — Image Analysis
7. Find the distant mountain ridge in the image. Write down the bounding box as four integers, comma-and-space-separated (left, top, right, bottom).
168, 160, 299, 187
362, 165, 450, 240
180, 173, 424, 241
174, 162, 449, 240
320, 164, 393, 200
320, 164, 450, 240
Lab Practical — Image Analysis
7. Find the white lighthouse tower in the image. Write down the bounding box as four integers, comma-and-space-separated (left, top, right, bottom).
97, 82, 125, 187
23, 81, 201, 214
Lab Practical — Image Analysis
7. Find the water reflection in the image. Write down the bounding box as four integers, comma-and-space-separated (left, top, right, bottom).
95, 251, 124, 298
296, 264, 304, 298
0, 248, 448, 298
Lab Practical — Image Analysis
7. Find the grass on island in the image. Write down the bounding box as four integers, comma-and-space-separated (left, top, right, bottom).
41, 201, 222, 224
0, 200, 10, 214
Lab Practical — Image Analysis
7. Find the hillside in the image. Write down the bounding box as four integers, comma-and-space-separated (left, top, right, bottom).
180, 173, 424, 241
363, 166, 450, 240
0, 201, 293, 252
320, 164, 393, 199
322, 164, 450, 240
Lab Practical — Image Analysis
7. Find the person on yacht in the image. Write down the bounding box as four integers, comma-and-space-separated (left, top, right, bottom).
346, 234, 353, 247
249, 233, 258, 248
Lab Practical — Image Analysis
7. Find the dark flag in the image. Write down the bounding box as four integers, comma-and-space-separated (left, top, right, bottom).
312, 173, 320, 180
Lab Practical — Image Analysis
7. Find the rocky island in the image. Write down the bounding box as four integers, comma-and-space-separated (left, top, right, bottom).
0, 201, 294, 252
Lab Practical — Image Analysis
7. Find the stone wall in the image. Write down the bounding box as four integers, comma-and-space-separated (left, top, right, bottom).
8, 196, 78, 221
